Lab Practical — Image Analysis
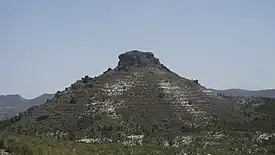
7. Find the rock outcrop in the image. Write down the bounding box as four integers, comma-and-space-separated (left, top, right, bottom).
115, 50, 169, 71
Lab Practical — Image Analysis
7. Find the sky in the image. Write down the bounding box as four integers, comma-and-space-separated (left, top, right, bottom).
1, 0, 275, 99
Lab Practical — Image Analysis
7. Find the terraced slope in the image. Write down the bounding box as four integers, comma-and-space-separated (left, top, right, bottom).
1, 50, 274, 154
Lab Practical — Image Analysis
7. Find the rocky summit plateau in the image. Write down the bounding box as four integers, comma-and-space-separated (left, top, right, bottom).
1, 50, 275, 154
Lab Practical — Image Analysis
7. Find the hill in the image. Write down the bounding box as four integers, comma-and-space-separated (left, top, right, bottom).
2, 88, 274, 121
0, 50, 275, 154
212, 88, 275, 98
0, 94, 54, 120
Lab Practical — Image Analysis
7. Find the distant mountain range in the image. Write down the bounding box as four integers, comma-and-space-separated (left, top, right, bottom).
0, 94, 54, 120
212, 89, 275, 98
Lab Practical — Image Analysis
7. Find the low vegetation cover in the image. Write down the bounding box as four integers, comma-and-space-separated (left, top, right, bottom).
0, 132, 273, 155
0, 132, 185, 155
0, 51, 275, 155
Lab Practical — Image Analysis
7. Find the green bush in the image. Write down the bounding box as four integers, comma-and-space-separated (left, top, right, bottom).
0, 138, 4, 149
3, 138, 33, 155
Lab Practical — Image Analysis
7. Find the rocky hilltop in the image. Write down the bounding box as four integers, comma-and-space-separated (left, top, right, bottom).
115, 50, 170, 71
1, 50, 274, 154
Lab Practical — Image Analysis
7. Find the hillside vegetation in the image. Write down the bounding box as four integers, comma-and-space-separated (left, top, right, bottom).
0, 51, 275, 155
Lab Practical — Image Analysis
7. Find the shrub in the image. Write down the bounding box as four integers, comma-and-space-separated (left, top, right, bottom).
85, 83, 94, 88
67, 131, 76, 140
70, 97, 77, 104
5, 138, 33, 155
55, 91, 61, 98
192, 79, 199, 84
71, 83, 78, 89
158, 92, 165, 98
35, 115, 49, 121
103, 68, 112, 74
83, 75, 90, 83
0, 138, 4, 149
20, 143, 33, 155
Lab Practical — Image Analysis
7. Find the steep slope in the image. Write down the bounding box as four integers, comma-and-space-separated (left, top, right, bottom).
0, 94, 54, 120
1, 51, 221, 134
1, 50, 274, 154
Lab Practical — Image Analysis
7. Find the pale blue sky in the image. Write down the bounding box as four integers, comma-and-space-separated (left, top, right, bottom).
1, 0, 275, 99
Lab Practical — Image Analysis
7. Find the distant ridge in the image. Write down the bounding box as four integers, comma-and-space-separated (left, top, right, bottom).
0, 94, 54, 120
211, 88, 275, 98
